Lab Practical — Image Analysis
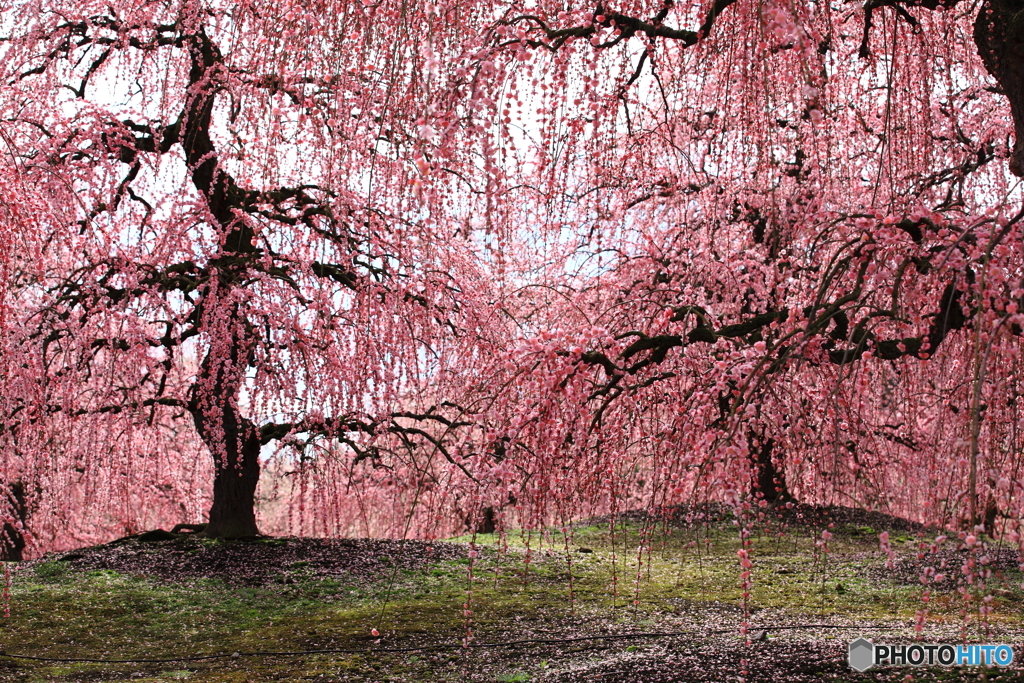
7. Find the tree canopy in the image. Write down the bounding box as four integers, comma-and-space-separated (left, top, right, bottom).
1, 0, 1022, 556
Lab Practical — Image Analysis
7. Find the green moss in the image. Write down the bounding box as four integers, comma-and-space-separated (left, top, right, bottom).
2, 518, 1020, 681
31, 560, 71, 582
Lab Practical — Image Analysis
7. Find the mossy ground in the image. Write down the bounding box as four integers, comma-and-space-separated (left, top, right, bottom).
1, 511, 1022, 682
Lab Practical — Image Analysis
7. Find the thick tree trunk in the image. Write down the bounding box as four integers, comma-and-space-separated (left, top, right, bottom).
191, 401, 262, 538
982, 495, 1004, 534
750, 437, 793, 505
1, 481, 28, 561
191, 396, 262, 538
472, 507, 497, 534
975, 0, 1024, 177
205, 432, 261, 538
189, 314, 262, 538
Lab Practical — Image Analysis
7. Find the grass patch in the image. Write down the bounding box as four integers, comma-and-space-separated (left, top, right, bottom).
1, 512, 1021, 681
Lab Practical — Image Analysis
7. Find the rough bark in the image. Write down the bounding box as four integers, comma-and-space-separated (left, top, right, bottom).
176, 29, 262, 538
191, 403, 262, 538
975, 0, 1024, 176
1, 482, 29, 561
205, 431, 261, 538
189, 312, 261, 538
476, 507, 497, 534
750, 437, 793, 505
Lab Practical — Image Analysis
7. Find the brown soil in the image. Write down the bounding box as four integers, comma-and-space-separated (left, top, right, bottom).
48, 534, 468, 586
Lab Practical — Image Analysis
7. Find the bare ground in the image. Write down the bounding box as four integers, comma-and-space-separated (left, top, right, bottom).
51, 534, 466, 586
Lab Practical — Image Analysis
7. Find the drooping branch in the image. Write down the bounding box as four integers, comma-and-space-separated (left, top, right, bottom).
502, 0, 743, 55
259, 407, 479, 481
569, 271, 979, 400
826, 281, 969, 364
259, 415, 377, 446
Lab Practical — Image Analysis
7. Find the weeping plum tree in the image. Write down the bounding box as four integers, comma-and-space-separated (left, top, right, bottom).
389, 0, 1024, 534
446, 0, 1024, 533
0, 0, 499, 543
2, 0, 1024, 552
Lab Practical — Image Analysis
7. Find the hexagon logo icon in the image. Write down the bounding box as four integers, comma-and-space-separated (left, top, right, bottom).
849, 638, 875, 672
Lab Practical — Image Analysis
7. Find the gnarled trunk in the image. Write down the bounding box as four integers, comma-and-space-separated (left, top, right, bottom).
750, 436, 793, 505
189, 310, 261, 538
204, 430, 261, 538
975, 0, 1024, 176
191, 385, 262, 538
1, 481, 28, 561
